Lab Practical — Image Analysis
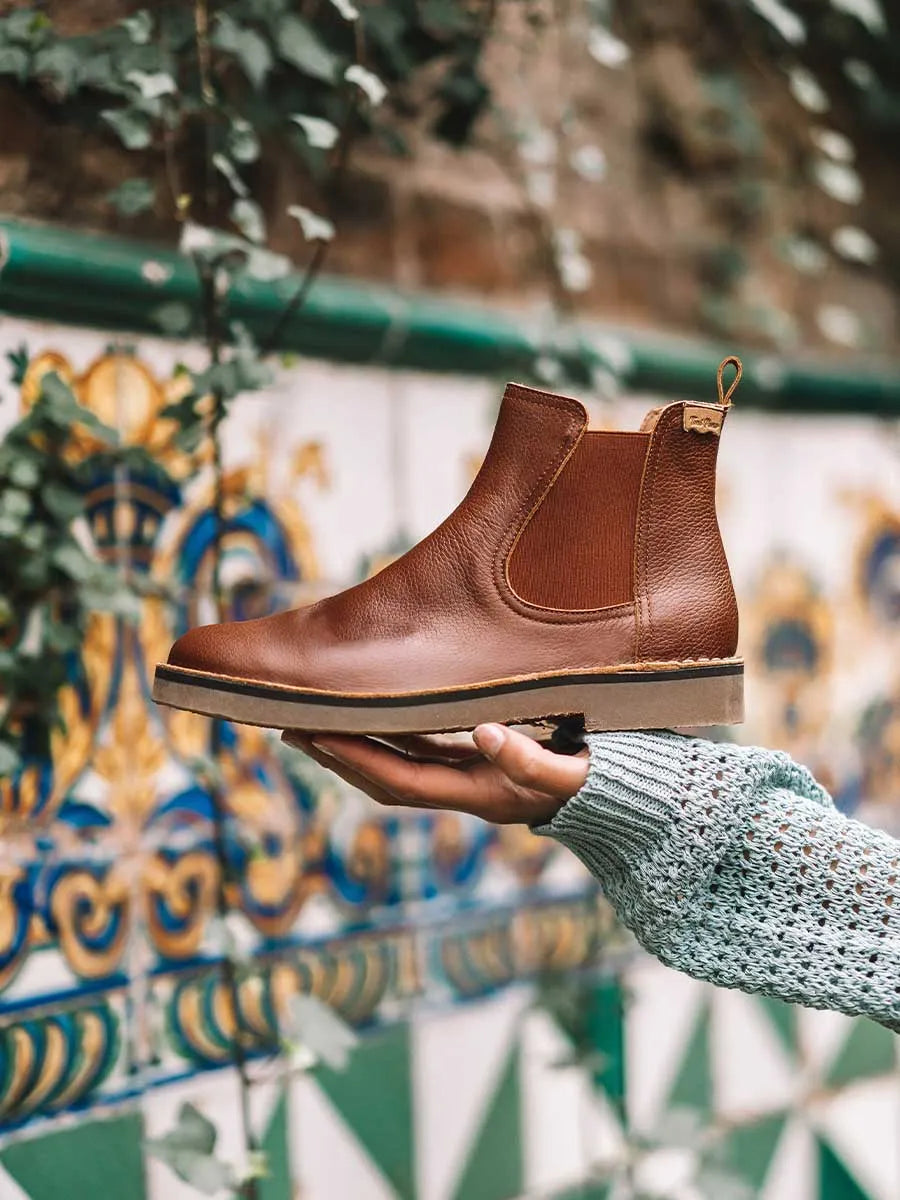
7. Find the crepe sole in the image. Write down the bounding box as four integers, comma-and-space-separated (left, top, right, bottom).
152, 659, 744, 734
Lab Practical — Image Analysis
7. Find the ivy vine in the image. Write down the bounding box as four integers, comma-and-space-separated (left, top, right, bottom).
0, 3, 501, 1195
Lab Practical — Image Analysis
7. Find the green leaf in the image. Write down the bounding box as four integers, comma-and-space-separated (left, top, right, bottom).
213, 152, 249, 197
43, 617, 83, 654
420, 0, 471, 35
102, 106, 153, 150
178, 221, 255, 269
276, 15, 339, 83
41, 482, 83, 521
80, 584, 142, 622
233, 345, 274, 391
18, 524, 45, 552
16, 554, 51, 590
145, 1102, 234, 1197
283, 993, 358, 1070
36, 372, 116, 440
6, 346, 30, 386
120, 10, 153, 44
213, 13, 272, 88
153, 1102, 217, 1156
344, 63, 387, 105
173, 423, 205, 453
290, 113, 339, 149
0, 740, 22, 777
240, 1150, 270, 1185
242, 245, 291, 281
107, 178, 156, 217
232, 198, 266, 243
2, 11, 51, 45
150, 301, 194, 337
287, 204, 335, 242
0, 46, 28, 80
38, 370, 80, 416
79, 50, 127, 92
0, 490, 31, 521
228, 117, 260, 163
32, 42, 81, 95
8, 458, 39, 489
178, 223, 289, 279
328, 0, 360, 19
126, 69, 177, 100
52, 543, 96, 583
363, 7, 412, 75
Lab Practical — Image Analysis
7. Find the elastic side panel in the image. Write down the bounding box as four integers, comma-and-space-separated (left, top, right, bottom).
507, 431, 649, 611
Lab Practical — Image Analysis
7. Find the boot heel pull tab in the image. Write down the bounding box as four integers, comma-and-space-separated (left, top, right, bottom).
682, 355, 742, 436
716, 355, 742, 407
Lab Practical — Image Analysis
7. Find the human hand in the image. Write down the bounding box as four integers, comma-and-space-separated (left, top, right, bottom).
281, 723, 589, 826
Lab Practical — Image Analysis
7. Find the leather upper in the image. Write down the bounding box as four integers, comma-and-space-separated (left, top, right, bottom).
168, 382, 738, 694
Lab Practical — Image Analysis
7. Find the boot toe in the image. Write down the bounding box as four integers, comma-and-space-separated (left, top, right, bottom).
167, 622, 242, 677
166, 611, 298, 684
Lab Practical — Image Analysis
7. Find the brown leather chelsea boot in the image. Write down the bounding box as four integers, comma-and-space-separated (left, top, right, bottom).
153, 358, 744, 734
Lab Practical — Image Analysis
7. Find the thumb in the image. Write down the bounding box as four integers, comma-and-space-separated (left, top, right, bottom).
473, 724, 587, 800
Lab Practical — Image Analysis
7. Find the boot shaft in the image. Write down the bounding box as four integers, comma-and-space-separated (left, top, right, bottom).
500, 382, 738, 662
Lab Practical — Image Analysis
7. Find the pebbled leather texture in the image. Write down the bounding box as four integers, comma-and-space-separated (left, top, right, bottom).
634, 402, 738, 662
168, 382, 738, 694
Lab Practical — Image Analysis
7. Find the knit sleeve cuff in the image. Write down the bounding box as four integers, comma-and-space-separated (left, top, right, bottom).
533, 730, 694, 882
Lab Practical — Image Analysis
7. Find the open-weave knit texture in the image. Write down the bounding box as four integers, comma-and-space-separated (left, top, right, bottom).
536, 731, 900, 1030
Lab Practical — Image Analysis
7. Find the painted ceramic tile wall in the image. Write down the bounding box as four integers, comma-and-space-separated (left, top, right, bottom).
0, 320, 894, 1200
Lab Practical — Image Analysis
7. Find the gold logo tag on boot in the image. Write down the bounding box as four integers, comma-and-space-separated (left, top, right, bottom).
683, 405, 724, 435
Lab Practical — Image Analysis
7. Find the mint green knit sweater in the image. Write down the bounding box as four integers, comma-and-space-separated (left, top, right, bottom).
536, 731, 900, 1031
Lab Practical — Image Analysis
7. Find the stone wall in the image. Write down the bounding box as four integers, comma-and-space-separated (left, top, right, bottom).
1, 0, 899, 354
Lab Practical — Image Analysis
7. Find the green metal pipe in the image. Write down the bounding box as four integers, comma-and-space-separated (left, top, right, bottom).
1, 216, 898, 413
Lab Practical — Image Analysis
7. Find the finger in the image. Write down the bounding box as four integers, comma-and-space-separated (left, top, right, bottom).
300, 733, 510, 818
282, 732, 429, 809
472, 724, 588, 800
376, 732, 480, 767
283, 730, 477, 765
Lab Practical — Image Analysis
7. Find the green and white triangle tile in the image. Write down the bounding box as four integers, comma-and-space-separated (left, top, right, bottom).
143, 1070, 288, 1200
412, 987, 528, 1200
811, 1075, 900, 1200
258, 1088, 292, 1200
796, 1005, 857, 1077
550, 1185, 612, 1200
0, 1111, 145, 1200
584, 979, 625, 1113
450, 1042, 522, 1200
0, 1162, 31, 1200
757, 996, 801, 1063
823, 1019, 898, 1090
816, 1136, 880, 1200
720, 1110, 789, 1193
313, 1024, 414, 1199
712, 991, 798, 1118
624, 959, 708, 1132
519, 1007, 625, 1194
665, 999, 713, 1120
759, 1115, 816, 1200
289, 1073, 398, 1200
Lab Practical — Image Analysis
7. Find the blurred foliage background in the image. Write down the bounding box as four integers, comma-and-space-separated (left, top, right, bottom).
0, 0, 898, 356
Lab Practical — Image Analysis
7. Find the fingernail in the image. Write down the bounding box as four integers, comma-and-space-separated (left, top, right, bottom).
310, 738, 341, 761
474, 723, 504, 758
